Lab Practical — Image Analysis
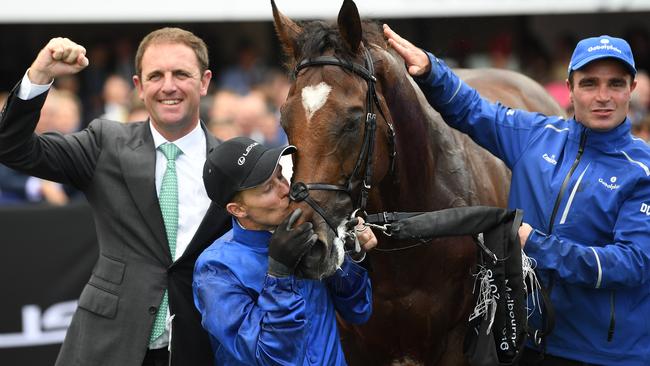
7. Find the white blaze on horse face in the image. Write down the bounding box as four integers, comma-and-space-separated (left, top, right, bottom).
301, 82, 332, 121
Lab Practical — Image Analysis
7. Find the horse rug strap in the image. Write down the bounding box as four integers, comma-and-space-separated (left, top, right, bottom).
367, 206, 538, 365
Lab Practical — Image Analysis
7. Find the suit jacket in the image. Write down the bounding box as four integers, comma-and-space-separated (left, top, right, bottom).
0, 87, 230, 366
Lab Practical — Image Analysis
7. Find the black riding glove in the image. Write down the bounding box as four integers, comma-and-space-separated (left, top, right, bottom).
268, 208, 318, 278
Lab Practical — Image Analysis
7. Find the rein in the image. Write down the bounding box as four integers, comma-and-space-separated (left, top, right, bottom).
289, 45, 396, 233
364, 211, 432, 252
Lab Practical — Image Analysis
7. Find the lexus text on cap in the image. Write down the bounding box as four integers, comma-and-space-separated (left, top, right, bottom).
203, 136, 296, 207
568, 35, 636, 76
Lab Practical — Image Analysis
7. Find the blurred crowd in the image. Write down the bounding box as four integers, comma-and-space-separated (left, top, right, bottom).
2, 27, 650, 205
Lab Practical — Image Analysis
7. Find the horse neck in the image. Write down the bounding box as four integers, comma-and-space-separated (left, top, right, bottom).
371, 66, 478, 296
377, 66, 455, 212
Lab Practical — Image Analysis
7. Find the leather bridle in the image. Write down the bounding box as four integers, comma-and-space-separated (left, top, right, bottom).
288, 45, 397, 233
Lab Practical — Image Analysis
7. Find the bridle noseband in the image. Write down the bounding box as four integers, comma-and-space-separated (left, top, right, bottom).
288, 45, 397, 233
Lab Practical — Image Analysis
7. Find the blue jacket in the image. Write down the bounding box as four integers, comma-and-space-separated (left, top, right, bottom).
416, 53, 650, 365
192, 218, 372, 366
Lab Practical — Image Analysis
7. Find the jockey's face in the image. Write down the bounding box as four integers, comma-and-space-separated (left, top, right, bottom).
568, 58, 636, 131
227, 166, 291, 231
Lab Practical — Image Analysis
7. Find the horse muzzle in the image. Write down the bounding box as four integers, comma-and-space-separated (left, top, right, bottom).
289, 182, 353, 279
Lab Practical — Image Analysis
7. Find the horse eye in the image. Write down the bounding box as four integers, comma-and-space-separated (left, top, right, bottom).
342, 116, 361, 133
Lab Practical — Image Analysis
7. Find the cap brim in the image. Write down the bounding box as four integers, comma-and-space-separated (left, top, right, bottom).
240, 144, 296, 190
571, 54, 636, 75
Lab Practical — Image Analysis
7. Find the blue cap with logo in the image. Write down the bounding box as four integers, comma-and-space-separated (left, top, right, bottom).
568, 35, 636, 77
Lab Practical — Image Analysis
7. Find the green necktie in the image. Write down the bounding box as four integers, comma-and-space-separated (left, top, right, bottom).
150, 142, 182, 343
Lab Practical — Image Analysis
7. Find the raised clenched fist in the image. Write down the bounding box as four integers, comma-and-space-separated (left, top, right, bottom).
28, 37, 89, 84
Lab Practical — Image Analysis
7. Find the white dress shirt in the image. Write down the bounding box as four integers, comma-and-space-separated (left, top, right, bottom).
149, 122, 211, 349
149, 122, 211, 261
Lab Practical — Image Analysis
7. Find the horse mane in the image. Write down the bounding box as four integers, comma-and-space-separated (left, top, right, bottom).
284, 19, 386, 72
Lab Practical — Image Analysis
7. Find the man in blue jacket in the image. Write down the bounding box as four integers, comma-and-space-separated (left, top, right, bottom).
193, 136, 375, 365
385, 26, 650, 366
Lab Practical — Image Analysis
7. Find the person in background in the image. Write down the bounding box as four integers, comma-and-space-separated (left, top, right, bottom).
628, 69, 650, 122
632, 114, 650, 143
232, 92, 287, 147
207, 89, 242, 140
126, 96, 150, 123
217, 38, 268, 96
100, 74, 132, 122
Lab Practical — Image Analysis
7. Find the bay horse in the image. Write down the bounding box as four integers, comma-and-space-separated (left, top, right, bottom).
272, 0, 565, 364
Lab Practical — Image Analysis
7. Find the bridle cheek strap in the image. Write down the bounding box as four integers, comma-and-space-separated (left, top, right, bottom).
289, 182, 345, 233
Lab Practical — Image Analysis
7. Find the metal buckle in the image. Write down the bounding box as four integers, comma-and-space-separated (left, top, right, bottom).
364, 223, 393, 236
289, 182, 310, 202
350, 208, 362, 219
533, 330, 543, 346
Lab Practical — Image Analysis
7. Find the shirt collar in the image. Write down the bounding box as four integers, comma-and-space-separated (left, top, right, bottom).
149, 121, 206, 158
569, 117, 632, 151
231, 217, 272, 248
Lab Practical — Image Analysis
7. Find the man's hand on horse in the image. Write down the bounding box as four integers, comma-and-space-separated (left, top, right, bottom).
383, 24, 431, 77
518, 222, 533, 249
354, 217, 378, 252
29, 38, 89, 85
345, 217, 378, 256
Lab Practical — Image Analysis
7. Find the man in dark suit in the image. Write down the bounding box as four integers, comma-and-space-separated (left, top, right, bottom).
0, 28, 230, 366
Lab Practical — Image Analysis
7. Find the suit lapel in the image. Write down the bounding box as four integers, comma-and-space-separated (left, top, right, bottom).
119, 122, 170, 262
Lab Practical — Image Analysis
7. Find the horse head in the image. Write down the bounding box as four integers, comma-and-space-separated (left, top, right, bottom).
272, 0, 398, 279
272, 1, 566, 363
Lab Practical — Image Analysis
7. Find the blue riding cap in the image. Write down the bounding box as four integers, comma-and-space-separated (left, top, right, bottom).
568, 35, 636, 76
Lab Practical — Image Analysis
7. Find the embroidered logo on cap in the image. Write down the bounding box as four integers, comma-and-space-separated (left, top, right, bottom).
587, 38, 622, 54
238, 142, 259, 166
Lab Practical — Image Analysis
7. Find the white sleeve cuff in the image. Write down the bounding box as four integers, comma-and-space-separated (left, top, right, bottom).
25, 177, 43, 201
17, 70, 52, 100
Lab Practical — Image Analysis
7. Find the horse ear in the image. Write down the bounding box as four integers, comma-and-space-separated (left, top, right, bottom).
337, 0, 362, 53
271, 0, 303, 59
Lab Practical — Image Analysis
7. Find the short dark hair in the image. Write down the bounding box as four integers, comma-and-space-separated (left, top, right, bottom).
135, 27, 209, 77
